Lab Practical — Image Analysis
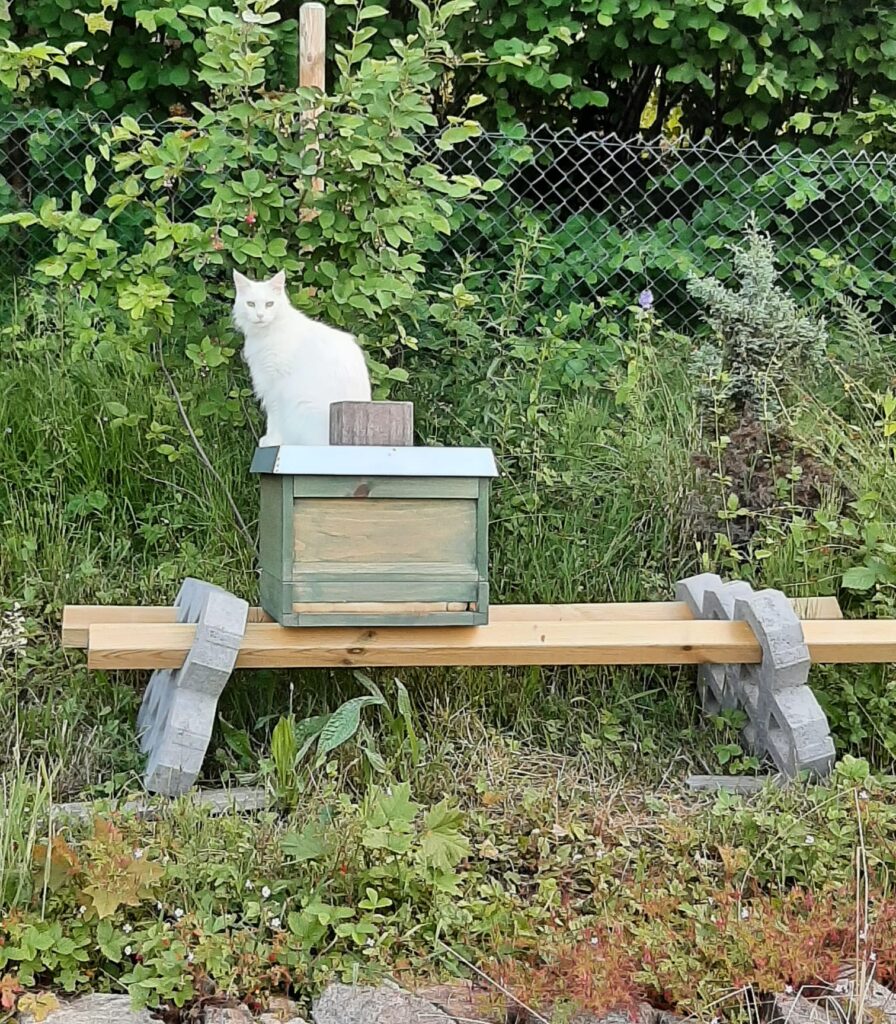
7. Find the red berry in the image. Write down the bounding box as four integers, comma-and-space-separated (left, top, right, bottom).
245, 211, 257, 225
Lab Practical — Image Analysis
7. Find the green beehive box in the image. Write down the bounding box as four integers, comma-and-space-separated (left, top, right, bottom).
250, 444, 498, 627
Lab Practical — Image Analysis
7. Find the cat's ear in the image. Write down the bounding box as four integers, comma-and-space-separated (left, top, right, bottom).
270, 270, 286, 292
233, 269, 251, 292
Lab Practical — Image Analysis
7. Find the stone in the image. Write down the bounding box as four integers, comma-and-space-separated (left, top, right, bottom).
258, 994, 309, 1023
19, 993, 155, 1024
137, 578, 249, 796
313, 983, 452, 1024
836, 978, 896, 1023
203, 1008, 254, 1024
408, 981, 478, 1022
770, 994, 837, 1024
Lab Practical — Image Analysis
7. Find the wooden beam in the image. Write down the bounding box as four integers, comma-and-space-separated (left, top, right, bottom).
62, 605, 271, 648
61, 597, 843, 649
330, 401, 414, 446
299, 1, 325, 211
84, 616, 896, 672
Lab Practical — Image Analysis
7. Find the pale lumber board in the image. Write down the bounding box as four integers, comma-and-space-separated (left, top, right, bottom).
61, 597, 842, 648
62, 605, 271, 647
85, 617, 896, 671
292, 601, 470, 614
88, 619, 765, 670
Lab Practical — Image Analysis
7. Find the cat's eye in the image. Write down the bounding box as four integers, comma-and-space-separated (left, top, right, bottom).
265, 301, 274, 308
246, 301, 255, 307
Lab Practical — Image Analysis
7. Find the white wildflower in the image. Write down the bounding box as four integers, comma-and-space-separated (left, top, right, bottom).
365, 937, 375, 948
589, 936, 599, 946
859, 790, 870, 801
133, 848, 143, 860
245, 880, 254, 891
124, 945, 133, 956
123, 924, 133, 935
740, 907, 750, 920
270, 917, 281, 930
261, 886, 271, 900
174, 908, 184, 920
804, 835, 815, 845
785, 985, 794, 995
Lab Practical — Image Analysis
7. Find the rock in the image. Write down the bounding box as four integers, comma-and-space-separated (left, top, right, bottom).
203, 1007, 253, 1024
770, 994, 837, 1024
837, 978, 896, 1023
19, 993, 155, 1024
259, 995, 309, 1024
408, 981, 478, 1022
571, 1008, 682, 1024
313, 983, 452, 1024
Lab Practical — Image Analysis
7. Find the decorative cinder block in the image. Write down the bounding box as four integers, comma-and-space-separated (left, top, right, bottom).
137, 578, 248, 796
675, 574, 751, 713
251, 403, 498, 628
676, 573, 836, 779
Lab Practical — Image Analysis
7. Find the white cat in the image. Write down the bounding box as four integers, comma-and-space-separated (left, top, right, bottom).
232, 269, 371, 447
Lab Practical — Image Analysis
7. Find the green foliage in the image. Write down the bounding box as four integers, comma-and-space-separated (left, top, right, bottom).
0, 40, 85, 102
2, 764, 896, 1017
267, 674, 423, 806
8, 0, 896, 143
0, 0, 297, 114
688, 221, 829, 415
1, 0, 495, 382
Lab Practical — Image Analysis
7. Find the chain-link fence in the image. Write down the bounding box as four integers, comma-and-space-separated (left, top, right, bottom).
3, 110, 896, 325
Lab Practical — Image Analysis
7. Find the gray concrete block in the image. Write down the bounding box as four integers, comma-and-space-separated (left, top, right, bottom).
676, 574, 835, 780
674, 572, 722, 616
734, 589, 811, 690
138, 578, 249, 796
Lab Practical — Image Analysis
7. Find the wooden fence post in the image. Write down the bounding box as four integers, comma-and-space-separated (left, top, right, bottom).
299, 1, 325, 216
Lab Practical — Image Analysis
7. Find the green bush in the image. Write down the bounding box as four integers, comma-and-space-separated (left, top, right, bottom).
6, 0, 896, 145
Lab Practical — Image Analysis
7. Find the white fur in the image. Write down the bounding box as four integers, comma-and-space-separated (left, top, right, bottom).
232, 269, 371, 446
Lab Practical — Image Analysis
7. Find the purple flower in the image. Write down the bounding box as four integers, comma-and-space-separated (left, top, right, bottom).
638, 288, 654, 311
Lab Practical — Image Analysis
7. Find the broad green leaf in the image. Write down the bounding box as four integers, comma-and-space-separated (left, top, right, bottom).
282, 822, 331, 862
420, 800, 471, 872
317, 696, 381, 755
842, 566, 878, 591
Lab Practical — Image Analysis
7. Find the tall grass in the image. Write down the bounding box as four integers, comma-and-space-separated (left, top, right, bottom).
0, 756, 57, 912
4, 282, 895, 797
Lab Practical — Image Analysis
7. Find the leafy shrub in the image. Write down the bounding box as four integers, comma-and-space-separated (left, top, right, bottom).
7, 0, 896, 144
688, 221, 829, 416
1, 0, 495, 385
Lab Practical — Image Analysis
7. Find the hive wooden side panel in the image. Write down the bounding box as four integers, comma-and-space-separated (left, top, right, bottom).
293, 497, 478, 570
